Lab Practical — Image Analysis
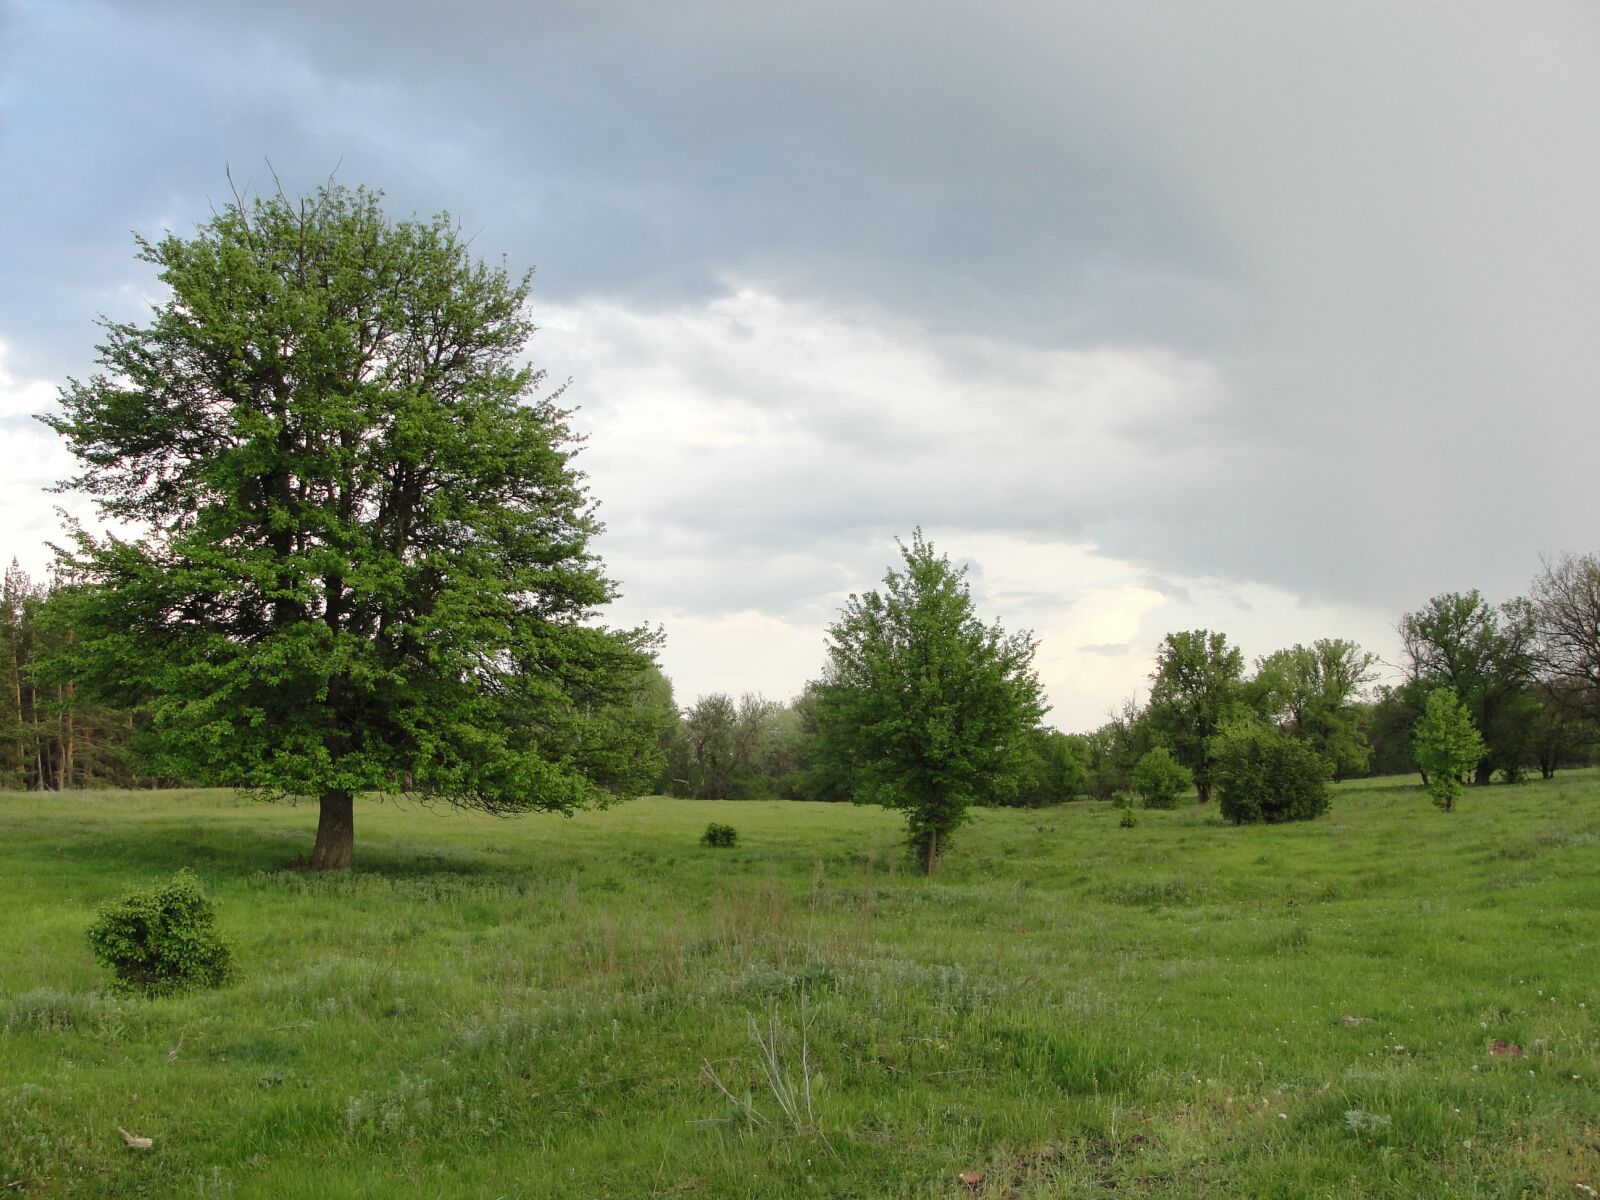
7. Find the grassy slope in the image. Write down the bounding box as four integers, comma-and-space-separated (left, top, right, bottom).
0, 777, 1596, 1198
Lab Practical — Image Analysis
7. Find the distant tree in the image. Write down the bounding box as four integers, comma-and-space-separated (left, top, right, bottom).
1078, 698, 1147, 800
1526, 680, 1598, 779
1130, 746, 1193, 810
1363, 682, 1427, 778
1398, 591, 1536, 785
1, 565, 137, 791
679, 692, 738, 799
1146, 630, 1247, 803
1210, 717, 1331, 825
1004, 727, 1088, 807
814, 531, 1045, 873
1252, 639, 1378, 780
676, 692, 788, 799
1530, 553, 1600, 720
1483, 687, 1541, 783
1411, 689, 1487, 811
46, 183, 658, 868
774, 683, 854, 802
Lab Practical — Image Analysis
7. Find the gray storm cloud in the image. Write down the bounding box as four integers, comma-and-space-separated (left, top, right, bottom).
2, 0, 1596, 706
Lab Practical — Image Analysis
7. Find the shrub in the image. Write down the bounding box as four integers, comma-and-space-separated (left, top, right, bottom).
86, 869, 233, 996
1118, 810, 1138, 829
701, 822, 739, 848
1211, 718, 1331, 825
1130, 747, 1193, 809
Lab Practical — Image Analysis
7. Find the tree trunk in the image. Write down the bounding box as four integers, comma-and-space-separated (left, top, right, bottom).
309, 788, 354, 870
59, 680, 75, 791
1196, 781, 1211, 804
921, 827, 940, 876
1474, 759, 1494, 787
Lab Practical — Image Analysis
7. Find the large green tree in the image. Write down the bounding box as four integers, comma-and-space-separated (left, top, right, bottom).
815, 531, 1045, 873
1145, 630, 1246, 803
47, 184, 658, 868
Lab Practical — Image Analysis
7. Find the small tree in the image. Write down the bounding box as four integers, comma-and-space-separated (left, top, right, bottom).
815, 531, 1045, 873
1411, 688, 1487, 811
1211, 717, 1331, 825
1130, 746, 1192, 809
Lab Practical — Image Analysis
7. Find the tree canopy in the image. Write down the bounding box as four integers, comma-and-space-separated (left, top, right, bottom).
47, 183, 659, 868
1398, 591, 1536, 785
814, 531, 1045, 873
1145, 630, 1246, 803
1531, 553, 1600, 720
1251, 639, 1377, 780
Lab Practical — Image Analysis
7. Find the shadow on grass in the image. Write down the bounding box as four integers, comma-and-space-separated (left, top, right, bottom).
17, 820, 532, 886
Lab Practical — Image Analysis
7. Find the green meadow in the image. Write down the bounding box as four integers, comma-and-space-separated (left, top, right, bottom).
1, 777, 1596, 1198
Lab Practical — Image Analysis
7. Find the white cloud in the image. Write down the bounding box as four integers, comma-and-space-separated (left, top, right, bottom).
0, 343, 79, 580
532, 291, 1402, 728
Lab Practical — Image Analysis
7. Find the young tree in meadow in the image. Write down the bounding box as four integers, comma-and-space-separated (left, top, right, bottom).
1411, 689, 1487, 812
1399, 591, 1536, 785
1146, 630, 1246, 803
46, 183, 658, 868
815, 531, 1045, 873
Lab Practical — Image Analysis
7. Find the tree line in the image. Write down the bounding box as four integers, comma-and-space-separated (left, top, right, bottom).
652, 570, 1600, 815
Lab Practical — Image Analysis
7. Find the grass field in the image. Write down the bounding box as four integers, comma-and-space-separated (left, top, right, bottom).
1, 776, 1596, 1198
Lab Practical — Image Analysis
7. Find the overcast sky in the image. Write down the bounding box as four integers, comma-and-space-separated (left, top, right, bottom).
3, 1, 1597, 730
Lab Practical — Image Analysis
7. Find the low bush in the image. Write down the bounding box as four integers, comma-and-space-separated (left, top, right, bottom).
701, 822, 739, 848
86, 868, 233, 996
1211, 719, 1330, 825
1131, 747, 1193, 809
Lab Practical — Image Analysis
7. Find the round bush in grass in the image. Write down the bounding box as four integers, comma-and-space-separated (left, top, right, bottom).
86, 869, 232, 996
1131, 747, 1193, 809
701, 822, 738, 848
1211, 719, 1331, 825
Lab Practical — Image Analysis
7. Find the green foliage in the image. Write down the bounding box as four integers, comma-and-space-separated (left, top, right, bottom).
1399, 591, 1537, 785
86, 869, 232, 996
700, 822, 738, 848
1146, 631, 1247, 802
1002, 727, 1087, 807
1130, 746, 1193, 809
672, 692, 786, 800
1251, 639, 1377, 780
1079, 697, 1155, 800
1412, 689, 1488, 811
814, 530, 1045, 872
0, 563, 137, 791
46, 183, 658, 865
1118, 809, 1138, 828
1211, 718, 1331, 825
